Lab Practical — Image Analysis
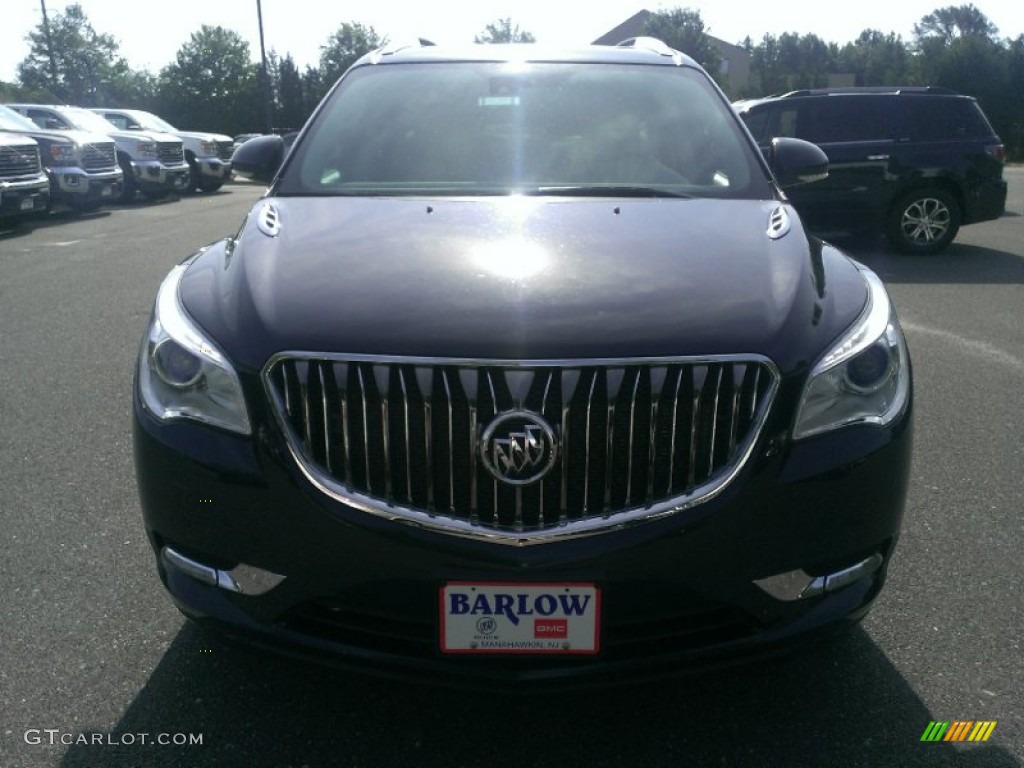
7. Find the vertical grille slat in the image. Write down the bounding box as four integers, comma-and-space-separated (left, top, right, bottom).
267, 357, 776, 535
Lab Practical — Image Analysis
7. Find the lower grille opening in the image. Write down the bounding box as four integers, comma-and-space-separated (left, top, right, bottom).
283, 597, 758, 661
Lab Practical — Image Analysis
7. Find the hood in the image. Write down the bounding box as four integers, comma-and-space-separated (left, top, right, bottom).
174, 130, 232, 143
104, 128, 177, 145
0, 131, 38, 147
47, 129, 113, 146
180, 196, 868, 373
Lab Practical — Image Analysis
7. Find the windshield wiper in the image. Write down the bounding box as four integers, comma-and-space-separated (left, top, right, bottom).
526, 185, 693, 199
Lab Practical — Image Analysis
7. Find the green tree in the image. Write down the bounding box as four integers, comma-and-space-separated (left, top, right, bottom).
157, 26, 260, 135
751, 32, 838, 93
276, 54, 309, 131
913, 4, 998, 46
16, 3, 152, 105
1006, 36, 1024, 158
301, 65, 327, 117
836, 30, 912, 86
474, 18, 536, 44
642, 8, 721, 80
318, 23, 382, 90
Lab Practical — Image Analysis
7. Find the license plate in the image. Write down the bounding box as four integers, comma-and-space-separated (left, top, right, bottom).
20, 197, 35, 211
440, 582, 600, 655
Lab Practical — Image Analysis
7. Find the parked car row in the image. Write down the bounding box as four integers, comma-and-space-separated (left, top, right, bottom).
0, 103, 234, 223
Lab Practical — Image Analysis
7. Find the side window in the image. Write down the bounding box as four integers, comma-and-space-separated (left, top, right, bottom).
795, 98, 888, 144
104, 114, 129, 130
28, 109, 67, 130
776, 107, 799, 138
900, 97, 990, 141
741, 106, 775, 143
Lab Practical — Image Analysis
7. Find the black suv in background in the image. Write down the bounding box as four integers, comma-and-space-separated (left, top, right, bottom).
735, 87, 1007, 253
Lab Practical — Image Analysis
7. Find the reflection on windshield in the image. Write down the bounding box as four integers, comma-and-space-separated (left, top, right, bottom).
64, 108, 123, 133
289, 62, 761, 199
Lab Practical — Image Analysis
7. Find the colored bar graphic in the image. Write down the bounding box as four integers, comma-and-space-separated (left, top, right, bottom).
921, 721, 996, 742
968, 722, 998, 742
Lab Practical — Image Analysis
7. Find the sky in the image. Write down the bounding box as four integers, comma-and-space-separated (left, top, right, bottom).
2, 0, 1023, 83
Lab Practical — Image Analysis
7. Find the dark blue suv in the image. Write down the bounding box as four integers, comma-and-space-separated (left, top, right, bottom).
735, 87, 1007, 253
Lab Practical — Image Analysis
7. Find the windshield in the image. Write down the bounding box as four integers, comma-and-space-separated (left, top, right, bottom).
281, 61, 769, 199
130, 111, 177, 132
0, 105, 39, 132
62, 107, 124, 133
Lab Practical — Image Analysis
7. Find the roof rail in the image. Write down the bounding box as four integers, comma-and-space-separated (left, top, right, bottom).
377, 38, 436, 57
616, 37, 676, 57
780, 85, 961, 98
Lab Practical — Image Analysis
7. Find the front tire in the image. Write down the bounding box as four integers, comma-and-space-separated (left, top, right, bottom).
886, 188, 961, 254
118, 156, 137, 203
185, 156, 201, 193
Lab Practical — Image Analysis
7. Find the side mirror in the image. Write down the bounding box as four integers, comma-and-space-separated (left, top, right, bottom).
231, 134, 285, 182
768, 137, 828, 188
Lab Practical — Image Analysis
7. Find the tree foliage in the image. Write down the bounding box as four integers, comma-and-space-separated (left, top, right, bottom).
276, 54, 308, 132
474, 19, 536, 44
157, 26, 260, 134
318, 23, 382, 92
913, 4, 999, 46
642, 9, 721, 80
16, 3, 151, 106
836, 30, 911, 86
751, 33, 834, 94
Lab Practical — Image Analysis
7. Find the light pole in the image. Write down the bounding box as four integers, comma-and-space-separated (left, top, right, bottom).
256, 0, 274, 133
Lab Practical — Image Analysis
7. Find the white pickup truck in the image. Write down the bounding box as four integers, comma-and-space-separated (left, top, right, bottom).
0, 133, 50, 221
7, 104, 189, 202
92, 108, 233, 193
0, 104, 121, 212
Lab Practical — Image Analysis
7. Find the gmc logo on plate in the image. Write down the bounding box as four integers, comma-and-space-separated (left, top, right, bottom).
534, 619, 568, 638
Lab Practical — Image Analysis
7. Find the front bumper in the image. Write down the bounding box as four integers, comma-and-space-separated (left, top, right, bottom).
0, 176, 50, 217
131, 160, 190, 191
49, 166, 123, 204
194, 157, 232, 181
134, 379, 912, 688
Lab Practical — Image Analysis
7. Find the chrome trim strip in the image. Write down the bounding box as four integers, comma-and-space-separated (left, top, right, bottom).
752, 553, 884, 601
443, 369, 454, 512
399, 367, 413, 501
161, 547, 285, 595
262, 353, 780, 546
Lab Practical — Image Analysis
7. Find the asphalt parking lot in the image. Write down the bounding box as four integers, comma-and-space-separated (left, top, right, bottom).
1, 171, 1022, 767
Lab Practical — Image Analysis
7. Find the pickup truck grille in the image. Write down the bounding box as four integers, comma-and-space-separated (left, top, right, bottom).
265, 355, 778, 540
216, 141, 234, 161
157, 141, 184, 166
81, 142, 116, 172
0, 144, 42, 178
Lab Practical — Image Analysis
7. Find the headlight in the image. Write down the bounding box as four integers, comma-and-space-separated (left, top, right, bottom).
49, 143, 79, 163
199, 140, 218, 156
137, 260, 251, 434
136, 141, 158, 158
792, 267, 910, 440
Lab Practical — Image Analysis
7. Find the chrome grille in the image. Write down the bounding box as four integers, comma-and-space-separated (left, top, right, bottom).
265, 356, 778, 541
216, 141, 234, 161
81, 142, 116, 172
157, 141, 184, 165
0, 144, 42, 178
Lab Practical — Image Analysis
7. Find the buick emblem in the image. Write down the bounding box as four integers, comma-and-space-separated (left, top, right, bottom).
480, 411, 558, 486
